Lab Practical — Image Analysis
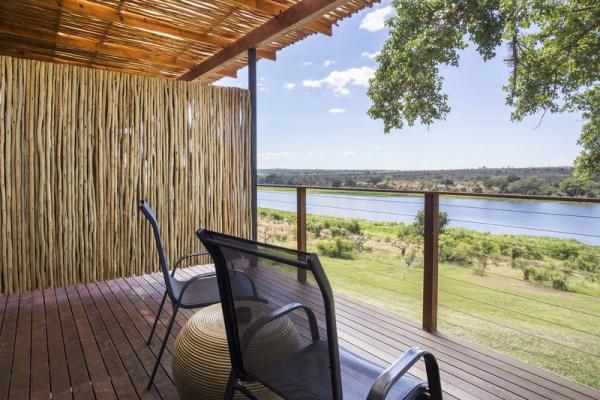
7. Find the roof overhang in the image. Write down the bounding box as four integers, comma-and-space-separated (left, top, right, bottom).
0, 0, 377, 83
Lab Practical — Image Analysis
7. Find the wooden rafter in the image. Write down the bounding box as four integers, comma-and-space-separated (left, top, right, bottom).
0, 23, 194, 69
179, 0, 348, 81
229, 0, 333, 36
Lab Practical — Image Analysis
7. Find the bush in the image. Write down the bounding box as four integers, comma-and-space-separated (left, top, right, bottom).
316, 238, 355, 259
440, 242, 474, 265
307, 221, 325, 237
549, 242, 580, 260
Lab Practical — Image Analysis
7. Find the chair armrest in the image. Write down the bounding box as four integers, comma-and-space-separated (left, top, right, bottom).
172, 251, 210, 276
367, 347, 442, 400
241, 303, 319, 351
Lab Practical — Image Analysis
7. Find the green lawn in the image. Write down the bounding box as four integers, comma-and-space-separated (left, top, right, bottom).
258, 208, 600, 389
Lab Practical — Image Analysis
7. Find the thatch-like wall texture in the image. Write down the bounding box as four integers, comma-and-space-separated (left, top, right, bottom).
0, 55, 252, 293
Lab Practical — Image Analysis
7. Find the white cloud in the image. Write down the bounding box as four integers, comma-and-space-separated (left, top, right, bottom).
303, 61, 313, 66
342, 150, 357, 157
361, 51, 379, 59
372, 145, 382, 150
328, 108, 346, 114
283, 82, 296, 90
259, 152, 294, 161
323, 60, 336, 67
360, 6, 392, 32
302, 66, 375, 96
258, 82, 269, 92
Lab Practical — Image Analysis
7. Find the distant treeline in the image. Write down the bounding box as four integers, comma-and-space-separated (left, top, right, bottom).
258, 167, 600, 198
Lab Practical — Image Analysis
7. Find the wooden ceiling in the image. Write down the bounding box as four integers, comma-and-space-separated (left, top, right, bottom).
0, 0, 377, 83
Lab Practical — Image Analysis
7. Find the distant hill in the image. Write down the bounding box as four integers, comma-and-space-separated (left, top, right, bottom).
258, 167, 600, 197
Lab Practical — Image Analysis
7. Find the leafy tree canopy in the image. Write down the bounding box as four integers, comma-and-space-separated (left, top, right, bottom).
367, 0, 600, 175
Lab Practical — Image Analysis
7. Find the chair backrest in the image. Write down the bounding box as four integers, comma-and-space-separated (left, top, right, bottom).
197, 229, 343, 399
139, 200, 174, 298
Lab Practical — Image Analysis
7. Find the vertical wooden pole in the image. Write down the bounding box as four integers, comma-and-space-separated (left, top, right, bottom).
423, 192, 439, 332
297, 187, 307, 282
248, 48, 257, 241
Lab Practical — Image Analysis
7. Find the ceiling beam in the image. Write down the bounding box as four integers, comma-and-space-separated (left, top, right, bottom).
31, 0, 233, 48
179, 0, 346, 81
256, 48, 276, 60
0, 23, 194, 69
230, 0, 332, 36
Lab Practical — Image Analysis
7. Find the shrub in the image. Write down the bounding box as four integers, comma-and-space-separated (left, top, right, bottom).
549, 242, 580, 260
316, 238, 355, 259
307, 221, 324, 237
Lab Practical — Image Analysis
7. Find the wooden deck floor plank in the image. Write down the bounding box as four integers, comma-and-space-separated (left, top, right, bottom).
253, 270, 556, 400
98, 280, 177, 399
74, 284, 142, 400
7, 291, 31, 400
0, 295, 20, 399
65, 286, 117, 399
30, 290, 51, 400
55, 287, 95, 400
110, 278, 180, 381
85, 282, 161, 400
43, 288, 73, 400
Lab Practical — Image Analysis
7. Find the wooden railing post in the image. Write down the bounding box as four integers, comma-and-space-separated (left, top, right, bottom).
423, 192, 439, 332
297, 187, 307, 282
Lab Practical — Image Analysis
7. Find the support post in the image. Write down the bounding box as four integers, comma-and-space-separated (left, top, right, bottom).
297, 187, 307, 282
423, 192, 439, 332
248, 48, 258, 241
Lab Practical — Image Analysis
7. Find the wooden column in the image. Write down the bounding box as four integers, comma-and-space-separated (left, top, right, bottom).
248, 48, 258, 241
297, 187, 307, 282
423, 192, 439, 332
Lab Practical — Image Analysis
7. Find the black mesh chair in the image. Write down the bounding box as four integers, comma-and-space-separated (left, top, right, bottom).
197, 229, 443, 400
139, 201, 261, 389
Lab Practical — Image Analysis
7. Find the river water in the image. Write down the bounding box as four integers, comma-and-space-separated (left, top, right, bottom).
258, 190, 600, 246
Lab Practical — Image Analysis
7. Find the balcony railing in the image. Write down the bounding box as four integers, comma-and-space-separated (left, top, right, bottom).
257, 183, 600, 390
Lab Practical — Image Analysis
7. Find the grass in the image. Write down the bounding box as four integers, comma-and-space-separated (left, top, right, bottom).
258, 208, 600, 389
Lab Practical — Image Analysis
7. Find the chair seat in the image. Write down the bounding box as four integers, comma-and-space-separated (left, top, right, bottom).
170, 270, 258, 308
250, 340, 428, 400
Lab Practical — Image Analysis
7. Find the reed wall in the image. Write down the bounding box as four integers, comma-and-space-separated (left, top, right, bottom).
0, 56, 252, 293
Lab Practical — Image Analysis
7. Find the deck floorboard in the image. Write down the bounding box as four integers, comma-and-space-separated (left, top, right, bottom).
0, 266, 598, 400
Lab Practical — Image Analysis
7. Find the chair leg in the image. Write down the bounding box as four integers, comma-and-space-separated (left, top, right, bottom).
147, 301, 180, 390
224, 371, 236, 400
147, 290, 168, 345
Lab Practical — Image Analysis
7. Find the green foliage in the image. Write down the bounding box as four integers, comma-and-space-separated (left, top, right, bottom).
368, 0, 600, 175
316, 237, 355, 259
413, 209, 449, 237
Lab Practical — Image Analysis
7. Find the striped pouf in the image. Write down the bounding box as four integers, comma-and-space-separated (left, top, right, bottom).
172, 302, 302, 400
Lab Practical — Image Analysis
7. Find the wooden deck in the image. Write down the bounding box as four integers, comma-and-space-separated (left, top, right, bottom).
0, 265, 598, 400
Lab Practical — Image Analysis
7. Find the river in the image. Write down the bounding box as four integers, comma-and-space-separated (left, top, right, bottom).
258, 190, 600, 246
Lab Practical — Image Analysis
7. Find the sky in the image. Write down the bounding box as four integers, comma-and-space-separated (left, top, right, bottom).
216, 1, 583, 171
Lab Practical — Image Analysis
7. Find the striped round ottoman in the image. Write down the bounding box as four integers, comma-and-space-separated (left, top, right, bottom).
172, 302, 302, 400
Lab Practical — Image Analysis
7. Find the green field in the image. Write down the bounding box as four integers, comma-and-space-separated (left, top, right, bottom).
258, 207, 600, 389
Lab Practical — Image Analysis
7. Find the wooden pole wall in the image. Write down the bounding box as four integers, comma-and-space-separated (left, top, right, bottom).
0, 55, 252, 294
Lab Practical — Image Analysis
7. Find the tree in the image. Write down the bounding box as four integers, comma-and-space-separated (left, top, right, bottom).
413, 209, 449, 237
368, 1, 600, 175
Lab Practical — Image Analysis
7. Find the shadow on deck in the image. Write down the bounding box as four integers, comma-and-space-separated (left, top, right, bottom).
0, 265, 597, 400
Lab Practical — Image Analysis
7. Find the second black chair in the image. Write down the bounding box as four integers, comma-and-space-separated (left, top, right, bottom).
139, 200, 261, 389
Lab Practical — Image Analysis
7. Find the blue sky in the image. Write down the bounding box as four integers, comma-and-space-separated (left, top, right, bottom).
216, 2, 583, 170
